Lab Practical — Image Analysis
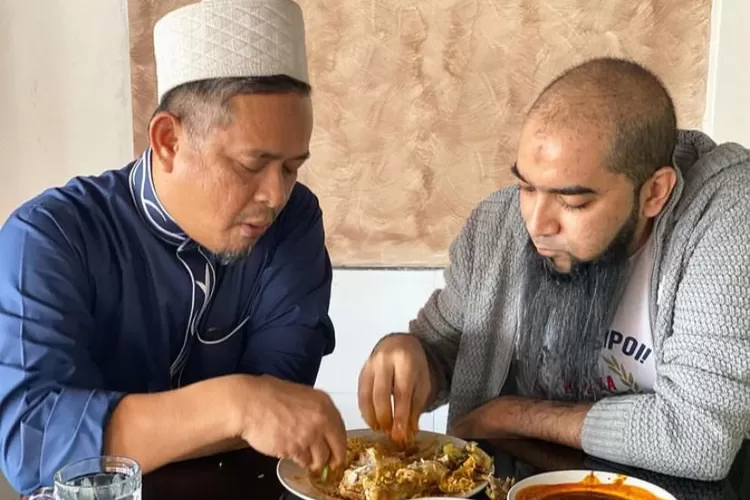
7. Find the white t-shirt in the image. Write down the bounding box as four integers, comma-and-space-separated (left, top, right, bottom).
598, 234, 657, 394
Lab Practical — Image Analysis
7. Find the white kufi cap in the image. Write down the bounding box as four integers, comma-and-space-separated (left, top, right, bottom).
153, 0, 309, 102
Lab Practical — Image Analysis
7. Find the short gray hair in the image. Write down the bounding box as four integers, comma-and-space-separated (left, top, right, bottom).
153, 74, 311, 141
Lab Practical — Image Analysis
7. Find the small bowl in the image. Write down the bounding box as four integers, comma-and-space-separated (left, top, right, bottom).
507, 470, 677, 499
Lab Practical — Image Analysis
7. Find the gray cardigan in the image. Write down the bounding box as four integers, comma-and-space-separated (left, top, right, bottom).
410, 130, 750, 480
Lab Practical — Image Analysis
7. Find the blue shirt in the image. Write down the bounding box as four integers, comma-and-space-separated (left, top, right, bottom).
0, 149, 335, 493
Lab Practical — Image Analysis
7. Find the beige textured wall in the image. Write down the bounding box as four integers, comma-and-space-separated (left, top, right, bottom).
299, 0, 713, 267
128, 0, 713, 267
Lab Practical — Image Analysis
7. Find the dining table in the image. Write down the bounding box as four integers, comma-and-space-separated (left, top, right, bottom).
142, 437, 750, 500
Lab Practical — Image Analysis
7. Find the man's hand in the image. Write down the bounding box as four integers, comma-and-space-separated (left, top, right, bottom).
448, 395, 592, 449
233, 375, 347, 473
357, 334, 435, 442
104, 374, 346, 477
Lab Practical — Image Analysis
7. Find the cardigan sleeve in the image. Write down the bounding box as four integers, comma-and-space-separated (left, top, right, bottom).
582, 199, 750, 480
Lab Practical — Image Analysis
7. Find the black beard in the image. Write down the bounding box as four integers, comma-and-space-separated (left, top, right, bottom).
515, 205, 638, 401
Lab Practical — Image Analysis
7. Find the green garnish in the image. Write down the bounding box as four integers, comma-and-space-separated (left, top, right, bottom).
320, 464, 329, 483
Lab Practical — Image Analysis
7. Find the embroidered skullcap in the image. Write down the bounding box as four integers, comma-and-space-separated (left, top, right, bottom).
153, 0, 309, 102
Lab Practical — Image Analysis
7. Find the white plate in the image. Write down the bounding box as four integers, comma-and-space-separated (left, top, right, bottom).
276, 428, 491, 500
507, 470, 677, 499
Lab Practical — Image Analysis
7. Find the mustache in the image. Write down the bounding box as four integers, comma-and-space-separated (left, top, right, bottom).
237, 209, 278, 225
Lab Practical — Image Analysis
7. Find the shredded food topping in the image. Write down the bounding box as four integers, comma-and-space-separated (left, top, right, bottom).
311, 436, 499, 500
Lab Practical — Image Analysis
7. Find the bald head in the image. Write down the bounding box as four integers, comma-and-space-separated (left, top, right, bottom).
526, 58, 677, 187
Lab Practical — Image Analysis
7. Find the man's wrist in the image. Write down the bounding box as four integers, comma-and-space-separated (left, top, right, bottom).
504, 396, 590, 447
223, 374, 263, 440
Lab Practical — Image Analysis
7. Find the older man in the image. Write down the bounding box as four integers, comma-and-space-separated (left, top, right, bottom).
359, 58, 750, 480
0, 0, 346, 494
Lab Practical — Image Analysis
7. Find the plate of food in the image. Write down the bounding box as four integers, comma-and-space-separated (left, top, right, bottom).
276, 428, 496, 500
507, 470, 677, 499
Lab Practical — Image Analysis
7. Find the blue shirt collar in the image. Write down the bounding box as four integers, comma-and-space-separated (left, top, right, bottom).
129, 148, 189, 247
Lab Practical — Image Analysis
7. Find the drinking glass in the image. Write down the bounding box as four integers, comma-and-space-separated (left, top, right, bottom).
29, 456, 141, 500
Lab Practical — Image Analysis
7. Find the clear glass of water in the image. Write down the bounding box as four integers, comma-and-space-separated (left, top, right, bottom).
29, 456, 141, 500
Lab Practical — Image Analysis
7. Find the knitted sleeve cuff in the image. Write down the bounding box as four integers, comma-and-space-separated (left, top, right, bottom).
581, 396, 635, 463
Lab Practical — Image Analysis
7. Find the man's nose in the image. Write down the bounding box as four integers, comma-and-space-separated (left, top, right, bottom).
253, 166, 285, 210
527, 195, 561, 238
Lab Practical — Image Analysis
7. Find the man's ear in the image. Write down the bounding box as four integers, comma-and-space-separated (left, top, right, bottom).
640, 166, 677, 218
149, 111, 184, 173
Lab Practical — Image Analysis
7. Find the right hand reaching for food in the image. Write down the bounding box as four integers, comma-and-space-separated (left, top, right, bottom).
232, 374, 347, 473
357, 334, 435, 443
